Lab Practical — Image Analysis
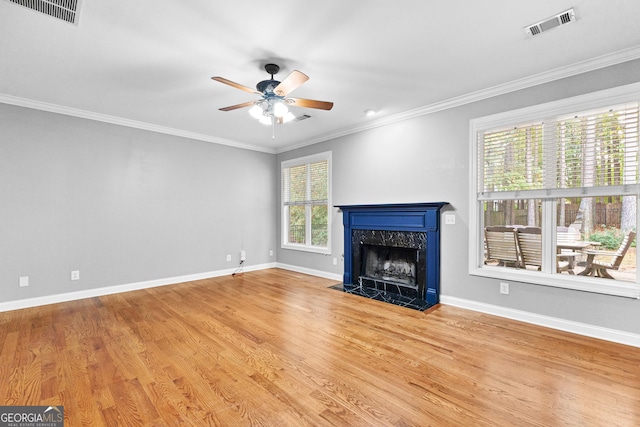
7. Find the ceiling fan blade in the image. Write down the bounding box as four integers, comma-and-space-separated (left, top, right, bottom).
288, 97, 334, 111
219, 101, 256, 111
211, 77, 261, 95
273, 70, 309, 96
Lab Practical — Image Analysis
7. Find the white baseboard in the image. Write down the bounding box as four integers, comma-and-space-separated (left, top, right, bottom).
15, 266, 632, 348
440, 295, 640, 348
0, 263, 276, 313
276, 263, 343, 282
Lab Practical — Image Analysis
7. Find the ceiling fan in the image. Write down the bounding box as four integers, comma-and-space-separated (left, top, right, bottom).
211, 64, 334, 128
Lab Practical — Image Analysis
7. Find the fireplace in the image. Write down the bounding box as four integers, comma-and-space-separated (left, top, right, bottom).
336, 203, 447, 309
357, 232, 425, 299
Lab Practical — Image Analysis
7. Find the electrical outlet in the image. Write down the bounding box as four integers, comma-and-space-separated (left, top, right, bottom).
19, 276, 29, 287
500, 282, 510, 295
240, 250, 246, 261
333, 257, 337, 265
226, 254, 231, 262
269, 250, 273, 256
445, 214, 456, 225
71, 270, 80, 281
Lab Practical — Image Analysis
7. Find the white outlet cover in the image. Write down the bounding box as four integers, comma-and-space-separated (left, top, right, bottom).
19, 276, 29, 287
445, 214, 456, 225
500, 282, 510, 294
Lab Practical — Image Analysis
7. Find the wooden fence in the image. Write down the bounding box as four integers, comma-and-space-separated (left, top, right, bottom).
485, 203, 622, 227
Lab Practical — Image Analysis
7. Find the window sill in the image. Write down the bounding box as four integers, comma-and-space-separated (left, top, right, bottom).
470, 266, 640, 299
282, 243, 331, 255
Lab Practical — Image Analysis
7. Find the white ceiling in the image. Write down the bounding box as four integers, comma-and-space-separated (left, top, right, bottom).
2, 1, 640, 153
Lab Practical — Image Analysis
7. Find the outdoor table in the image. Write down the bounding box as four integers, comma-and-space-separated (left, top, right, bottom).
556, 241, 601, 273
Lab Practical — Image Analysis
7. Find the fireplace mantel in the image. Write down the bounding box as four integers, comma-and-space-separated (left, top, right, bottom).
336, 202, 448, 305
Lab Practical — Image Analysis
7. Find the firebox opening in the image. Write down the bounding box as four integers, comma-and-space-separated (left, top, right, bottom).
361, 244, 418, 285
359, 244, 422, 299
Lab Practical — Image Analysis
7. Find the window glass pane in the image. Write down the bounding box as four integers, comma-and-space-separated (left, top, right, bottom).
483, 199, 541, 228
555, 106, 639, 190
310, 160, 328, 202
287, 205, 306, 244
481, 124, 544, 193
286, 164, 307, 203
480, 103, 639, 197
556, 196, 636, 281
311, 204, 328, 246
483, 199, 543, 271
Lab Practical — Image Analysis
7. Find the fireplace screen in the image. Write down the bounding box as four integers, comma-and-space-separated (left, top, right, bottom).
359, 244, 422, 298
361, 244, 418, 286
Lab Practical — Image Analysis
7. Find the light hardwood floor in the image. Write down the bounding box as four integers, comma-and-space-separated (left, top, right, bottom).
1, 268, 639, 426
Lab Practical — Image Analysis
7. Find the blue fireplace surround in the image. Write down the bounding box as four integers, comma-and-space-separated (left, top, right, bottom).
336, 203, 448, 306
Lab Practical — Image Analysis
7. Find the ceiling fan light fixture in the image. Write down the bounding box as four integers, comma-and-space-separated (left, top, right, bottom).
249, 104, 264, 119
273, 100, 288, 118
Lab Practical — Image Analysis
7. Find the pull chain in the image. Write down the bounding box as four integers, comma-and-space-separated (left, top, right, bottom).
272, 116, 276, 139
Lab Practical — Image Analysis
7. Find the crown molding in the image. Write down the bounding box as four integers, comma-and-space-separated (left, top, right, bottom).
276, 45, 640, 153
3, 45, 640, 155
0, 94, 276, 154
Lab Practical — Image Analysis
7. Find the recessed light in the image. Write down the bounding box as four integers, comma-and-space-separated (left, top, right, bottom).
365, 109, 376, 117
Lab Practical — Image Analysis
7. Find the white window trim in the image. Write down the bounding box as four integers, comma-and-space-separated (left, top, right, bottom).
469, 82, 640, 299
281, 151, 332, 255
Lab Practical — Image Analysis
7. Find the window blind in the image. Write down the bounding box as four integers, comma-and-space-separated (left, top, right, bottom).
479, 102, 640, 200
283, 160, 329, 206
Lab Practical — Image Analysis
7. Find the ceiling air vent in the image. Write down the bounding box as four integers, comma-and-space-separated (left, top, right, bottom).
5, 0, 82, 25
525, 8, 575, 37
293, 114, 312, 122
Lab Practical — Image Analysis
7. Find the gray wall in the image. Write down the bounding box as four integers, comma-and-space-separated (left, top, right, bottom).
3, 58, 640, 335
277, 59, 640, 335
0, 104, 276, 303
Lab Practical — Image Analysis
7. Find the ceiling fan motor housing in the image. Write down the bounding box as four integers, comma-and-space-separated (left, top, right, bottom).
256, 63, 282, 94
256, 79, 281, 94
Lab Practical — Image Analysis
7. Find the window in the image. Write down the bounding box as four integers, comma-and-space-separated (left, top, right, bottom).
282, 151, 331, 254
470, 83, 640, 298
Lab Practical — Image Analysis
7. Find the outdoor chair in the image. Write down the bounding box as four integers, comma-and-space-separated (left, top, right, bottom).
484, 226, 520, 268
556, 226, 581, 245
579, 231, 636, 279
517, 227, 574, 274
516, 227, 542, 270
